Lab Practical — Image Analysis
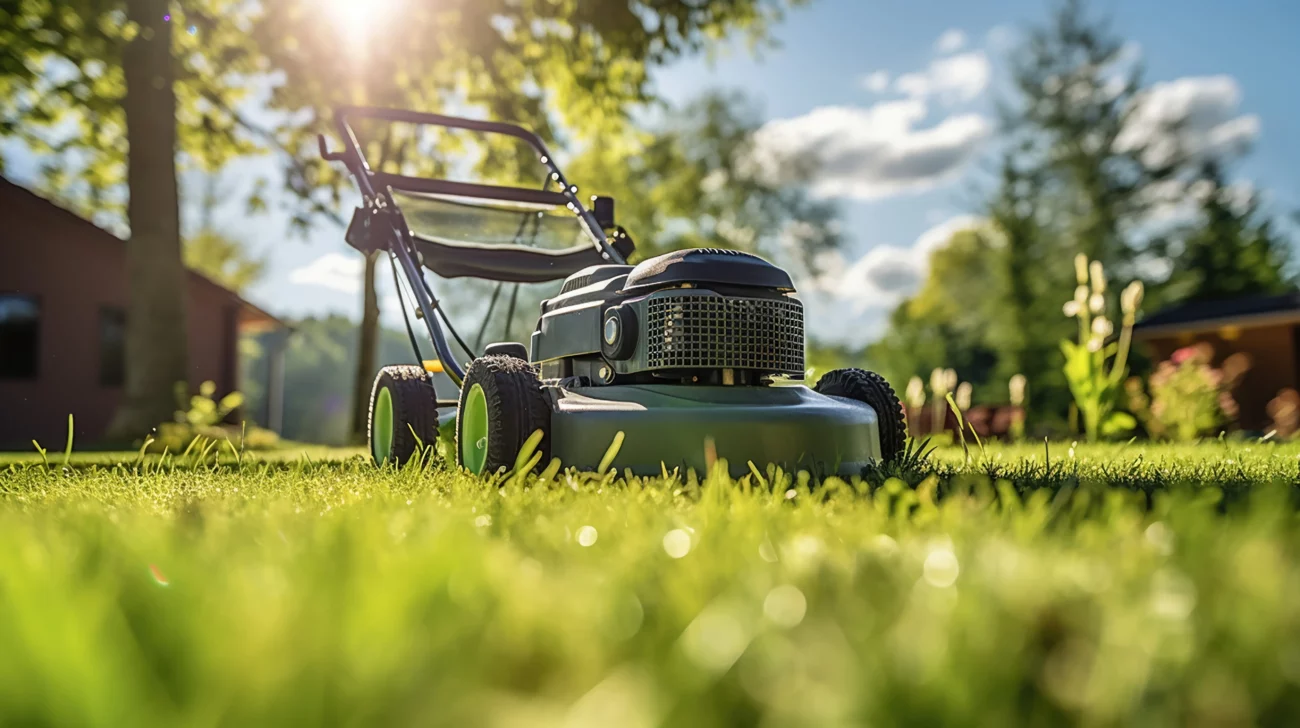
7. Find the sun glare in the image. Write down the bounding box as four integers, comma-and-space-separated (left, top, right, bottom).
321, 0, 385, 55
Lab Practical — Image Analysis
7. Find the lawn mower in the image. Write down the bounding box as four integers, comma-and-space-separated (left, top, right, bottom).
319, 106, 906, 478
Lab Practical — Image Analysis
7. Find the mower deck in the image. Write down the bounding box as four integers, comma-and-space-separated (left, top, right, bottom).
547, 384, 882, 478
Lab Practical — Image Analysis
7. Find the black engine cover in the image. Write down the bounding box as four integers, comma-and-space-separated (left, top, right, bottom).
622, 248, 795, 293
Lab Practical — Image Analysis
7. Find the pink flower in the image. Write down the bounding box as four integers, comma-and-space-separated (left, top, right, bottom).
1171, 346, 1197, 365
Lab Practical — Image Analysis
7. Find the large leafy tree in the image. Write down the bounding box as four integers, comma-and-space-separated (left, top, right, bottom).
0, 0, 261, 438
243, 0, 814, 440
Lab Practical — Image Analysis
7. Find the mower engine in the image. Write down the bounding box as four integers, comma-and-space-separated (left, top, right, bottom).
520, 248, 905, 478
532, 249, 805, 386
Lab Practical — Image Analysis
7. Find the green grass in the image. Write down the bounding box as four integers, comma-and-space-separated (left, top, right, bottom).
2, 442, 1300, 726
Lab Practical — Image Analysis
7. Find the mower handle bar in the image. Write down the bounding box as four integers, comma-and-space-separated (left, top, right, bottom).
319, 105, 624, 264
317, 106, 628, 389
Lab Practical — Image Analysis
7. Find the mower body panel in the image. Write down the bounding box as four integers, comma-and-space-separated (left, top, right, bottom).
546, 384, 881, 478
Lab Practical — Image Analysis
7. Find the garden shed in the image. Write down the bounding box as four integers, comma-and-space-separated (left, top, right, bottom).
1133, 292, 1300, 432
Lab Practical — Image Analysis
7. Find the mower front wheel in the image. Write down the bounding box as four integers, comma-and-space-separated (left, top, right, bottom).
369, 365, 441, 466
815, 368, 907, 463
456, 355, 552, 477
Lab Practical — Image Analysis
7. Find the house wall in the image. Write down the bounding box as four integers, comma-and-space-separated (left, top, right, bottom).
0, 183, 240, 447
1140, 323, 1298, 432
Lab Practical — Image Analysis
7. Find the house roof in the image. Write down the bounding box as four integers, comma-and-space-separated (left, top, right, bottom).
0, 176, 284, 332
1133, 291, 1300, 338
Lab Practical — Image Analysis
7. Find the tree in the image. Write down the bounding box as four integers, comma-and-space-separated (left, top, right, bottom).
1158, 161, 1296, 302
245, 0, 813, 441
183, 229, 265, 294
865, 226, 1004, 402
1004, 0, 1177, 279
0, 1, 262, 438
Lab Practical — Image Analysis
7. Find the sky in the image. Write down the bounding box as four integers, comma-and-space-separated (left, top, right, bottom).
6, 0, 1299, 347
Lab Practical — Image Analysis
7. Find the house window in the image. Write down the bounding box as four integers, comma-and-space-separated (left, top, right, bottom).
100, 307, 126, 387
0, 294, 40, 379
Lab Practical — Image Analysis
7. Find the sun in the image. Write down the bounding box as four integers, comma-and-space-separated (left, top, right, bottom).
320, 0, 388, 55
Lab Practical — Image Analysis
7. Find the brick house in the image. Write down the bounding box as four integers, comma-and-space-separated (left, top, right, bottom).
0, 177, 282, 448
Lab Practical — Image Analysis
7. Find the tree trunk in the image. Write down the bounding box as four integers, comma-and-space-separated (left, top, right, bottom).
350, 251, 380, 443
106, 0, 188, 441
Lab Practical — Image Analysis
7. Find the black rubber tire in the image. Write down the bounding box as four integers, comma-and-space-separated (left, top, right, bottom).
814, 368, 907, 464
368, 365, 441, 466
455, 355, 552, 476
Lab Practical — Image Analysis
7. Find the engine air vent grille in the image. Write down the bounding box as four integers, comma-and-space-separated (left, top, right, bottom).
645, 294, 804, 375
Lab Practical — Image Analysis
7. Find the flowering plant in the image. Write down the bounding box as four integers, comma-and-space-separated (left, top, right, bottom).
1126, 344, 1249, 441
1060, 254, 1143, 441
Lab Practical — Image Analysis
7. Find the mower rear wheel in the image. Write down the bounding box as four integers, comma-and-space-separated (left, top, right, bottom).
815, 368, 907, 463
456, 355, 551, 476
369, 365, 441, 466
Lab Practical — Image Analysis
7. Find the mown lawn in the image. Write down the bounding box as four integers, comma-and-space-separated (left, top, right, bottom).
2, 442, 1300, 726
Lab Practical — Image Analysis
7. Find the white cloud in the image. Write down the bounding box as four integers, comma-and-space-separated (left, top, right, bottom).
935, 29, 967, 54
1117, 75, 1260, 165
985, 24, 1016, 51
752, 100, 991, 201
289, 252, 364, 294
805, 215, 986, 313
894, 51, 991, 104
862, 70, 890, 93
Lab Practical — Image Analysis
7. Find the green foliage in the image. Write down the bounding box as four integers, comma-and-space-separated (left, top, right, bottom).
176, 380, 244, 428
1060, 255, 1143, 441
567, 90, 839, 267
0, 0, 262, 224
865, 225, 1006, 405
869, 0, 1294, 432
150, 380, 279, 454
252, 0, 809, 231
1155, 161, 1298, 303
1127, 344, 1250, 441
183, 228, 266, 293
3, 441, 1300, 724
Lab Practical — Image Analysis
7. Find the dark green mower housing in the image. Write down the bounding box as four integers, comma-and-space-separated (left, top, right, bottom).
320, 107, 905, 479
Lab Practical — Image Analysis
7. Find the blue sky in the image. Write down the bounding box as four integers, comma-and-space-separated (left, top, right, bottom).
6, 0, 1298, 346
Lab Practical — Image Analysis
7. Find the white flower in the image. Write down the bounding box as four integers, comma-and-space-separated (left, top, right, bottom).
1121, 280, 1144, 315
1091, 317, 1114, 337
1074, 254, 1089, 285
1063, 300, 1081, 317
945, 369, 958, 392
930, 368, 947, 394
956, 382, 973, 411
1086, 335, 1103, 353
1074, 286, 1089, 304
1009, 374, 1027, 406
906, 377, 926, 408
1088, 293, 1106, 314
1090, 260, 1106, 294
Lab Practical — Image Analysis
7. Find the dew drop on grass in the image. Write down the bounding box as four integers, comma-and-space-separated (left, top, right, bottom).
663, 529, 691, 558
578, 525, 598, 547
923, 548, 960, 588
758, 538, 778, 563
763, 585, 807, 628
1145, 521, 1175, 555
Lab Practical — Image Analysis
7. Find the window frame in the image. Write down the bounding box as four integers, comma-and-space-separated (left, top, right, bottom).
0, 292, 41, 381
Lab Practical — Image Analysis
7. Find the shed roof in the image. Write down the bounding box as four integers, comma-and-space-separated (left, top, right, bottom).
1133, 291, 1300, 338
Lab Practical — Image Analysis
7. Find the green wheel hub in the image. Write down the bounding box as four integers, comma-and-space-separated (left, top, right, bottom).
371, 386, 394, 463
461, 383, 489, 474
